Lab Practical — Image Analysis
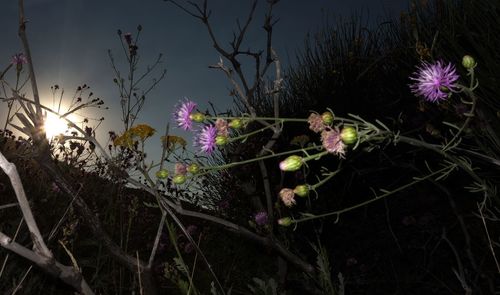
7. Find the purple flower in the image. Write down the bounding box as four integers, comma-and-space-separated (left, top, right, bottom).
174, 99, 197, 130
195, 124, 217, 154
11, 53, 28, 66
321, 128, 346, 158
409, 60, 460, 103
254, 211, 269, 226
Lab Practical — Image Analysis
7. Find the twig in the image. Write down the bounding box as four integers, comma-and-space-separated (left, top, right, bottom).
478, 198, 500, 274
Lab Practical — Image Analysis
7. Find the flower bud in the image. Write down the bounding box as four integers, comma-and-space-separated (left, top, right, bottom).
228, 119, 243, 129
173, 174, 186, 185
279, 155, 303, 172
462, 55, 476, 70
321, 111, 334, 125
340, 126, 357, 145
277, 217, 293, 227
215, 135, 228, 146
293, 184, 309, 197
189, 112, 205, 123
187, 163, 200, 174
155, 169, 169, 179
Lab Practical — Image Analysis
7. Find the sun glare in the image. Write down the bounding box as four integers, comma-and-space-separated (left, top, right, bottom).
43, 112, 72, 139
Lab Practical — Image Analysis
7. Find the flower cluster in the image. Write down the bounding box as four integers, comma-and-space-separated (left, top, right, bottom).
173, 99, 244, 154
113, 124, 155, 147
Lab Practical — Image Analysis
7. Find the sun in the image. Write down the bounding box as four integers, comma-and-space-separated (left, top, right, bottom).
43, 112, 72, 139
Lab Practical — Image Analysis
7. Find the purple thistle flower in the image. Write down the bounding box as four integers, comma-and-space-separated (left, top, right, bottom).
195, 124, 217, 154
174, 99, 197, 130
321, 128, 346, 158
254, 211, 269, 226
11, 53, 28, 66
409, 60, 460, 103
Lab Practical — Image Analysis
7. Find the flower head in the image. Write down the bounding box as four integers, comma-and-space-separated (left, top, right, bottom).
279, 188, 296, 207
11, 53, 28, 66
195, 124, 217, 154
174, 99, 197, 130
215, 118, 229, 137
254, 211, 269, 226
308, 113, 326, 133
409, 60, 459, 103
175, 163, 187, 175
129, 124, 155, 140
321, 128, 346, 158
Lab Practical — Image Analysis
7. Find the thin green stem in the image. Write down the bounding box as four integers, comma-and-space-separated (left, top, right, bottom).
198, 144, 322, 174
310, 169, 341, 190
292, 163, 456, 224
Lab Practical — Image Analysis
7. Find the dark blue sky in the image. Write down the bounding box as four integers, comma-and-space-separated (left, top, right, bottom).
0, 0, 408, 158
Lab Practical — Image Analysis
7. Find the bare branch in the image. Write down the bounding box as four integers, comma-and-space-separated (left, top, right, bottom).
0, 231, 94, 294
0, 151, 52, 257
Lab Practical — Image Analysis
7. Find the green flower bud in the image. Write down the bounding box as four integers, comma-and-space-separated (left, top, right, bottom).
172, 174, 186, 185
293, 184, 309, 197
462, 55, 476, 70
277, 217, 293, 227
321, 111, 334, 125
155, 169, 169, 179
228, 119, 243, 129
187, 163, 200, 174
279, 155, 303, 172
189, 112, 205, 123
215, 135, 228, 146
340, 126, 357, 145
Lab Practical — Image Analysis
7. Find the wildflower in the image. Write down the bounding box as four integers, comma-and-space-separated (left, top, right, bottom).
308, 112, 326, 133
321, 128, 346, 157
277, 217, 293, 227
462, 55, 476, 70
215, 118, 229, 137
174, 163, 187, 175
340, 126, 358, 145
113, 132, 134, 147
279, 188, 296, 207
11, 53, 28, 66
156, 169, 169, 179
129, 124, 155, 140
254, 211, 269, 226
195, 124, 217, 154
279, 155, 303, 172
409, 60, 459, 103
174, 99, 197, 130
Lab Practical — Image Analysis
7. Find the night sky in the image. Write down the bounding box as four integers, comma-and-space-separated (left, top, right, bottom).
0, 0, 409, 158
